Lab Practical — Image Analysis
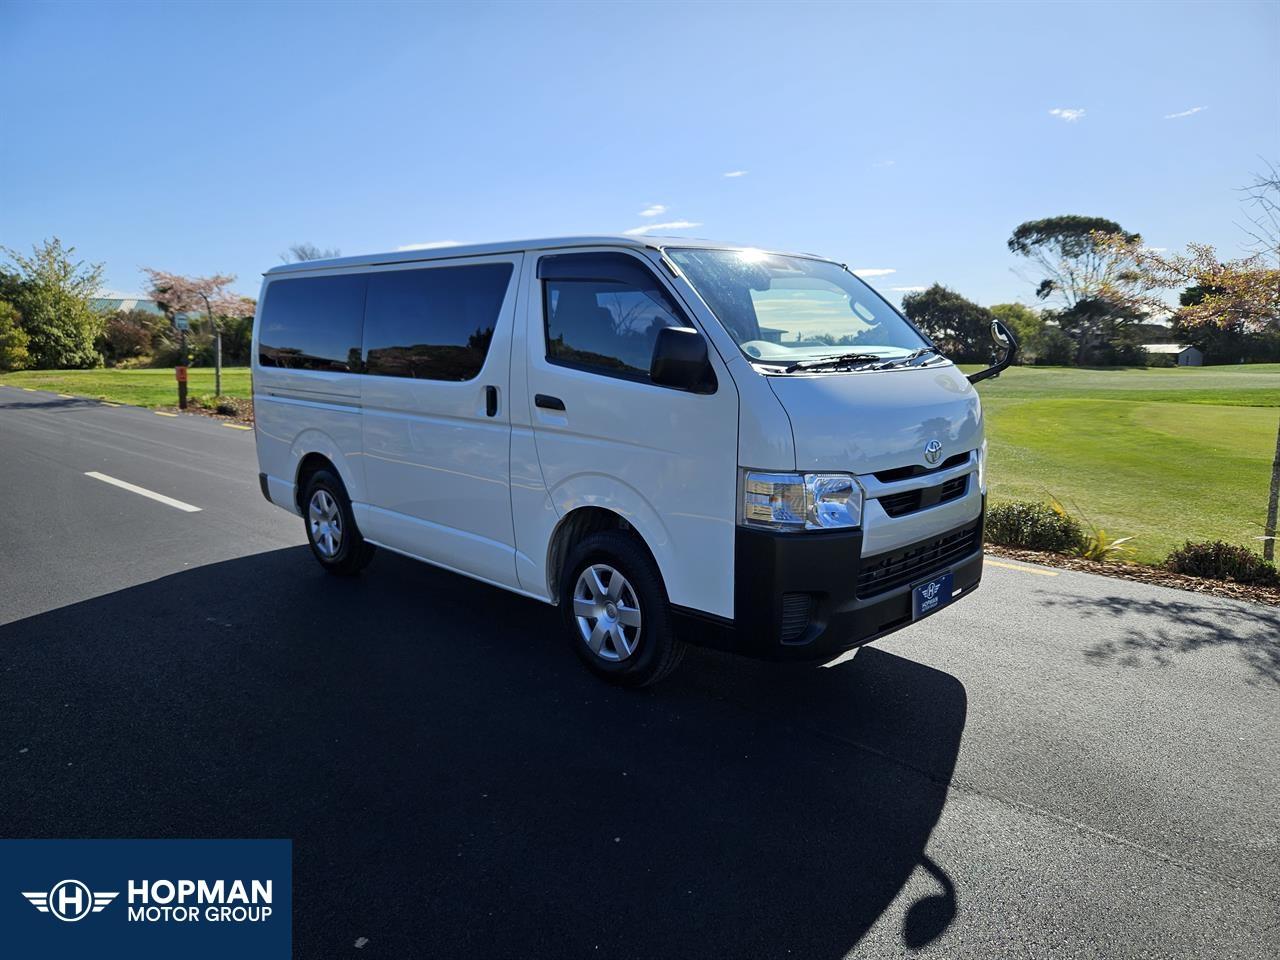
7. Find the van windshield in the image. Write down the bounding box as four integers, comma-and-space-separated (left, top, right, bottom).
667, 248, 928, 368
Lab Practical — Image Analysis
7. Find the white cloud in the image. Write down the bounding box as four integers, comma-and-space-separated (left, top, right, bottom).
872, 159, 896, 168
722, 170, 748, 178
623, 220, 702, 236
396, 240, 462, 251
1049, 107, 1086, 122
853, 268, 896, 278
638, 204, 667, 217
1164, 106, 1207, 119
890, 286, 926, 292
1141, 246, 1167, 253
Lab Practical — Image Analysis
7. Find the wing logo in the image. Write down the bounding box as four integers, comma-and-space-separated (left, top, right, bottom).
22, 880, 118, 922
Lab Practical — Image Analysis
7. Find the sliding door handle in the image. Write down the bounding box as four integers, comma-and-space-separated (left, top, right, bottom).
534, 393, 565, 411
485, 385, 498, 417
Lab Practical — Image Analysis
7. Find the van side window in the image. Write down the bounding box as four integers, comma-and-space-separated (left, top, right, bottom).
363, 263, 514, 381
539, 253, 688, 380
258, 274, 367, 372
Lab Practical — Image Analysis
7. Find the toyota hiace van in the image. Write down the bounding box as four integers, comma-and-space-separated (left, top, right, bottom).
252, 237, 1014, 685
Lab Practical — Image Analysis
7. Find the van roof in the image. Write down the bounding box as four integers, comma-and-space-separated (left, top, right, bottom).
263, 236, 833, 276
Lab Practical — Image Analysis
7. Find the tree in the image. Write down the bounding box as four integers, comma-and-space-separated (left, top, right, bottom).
1008, 215, 1144, 362
989, 303, 1043, 362
1, 238, 105, 369
281, 243, 340, 263
0, 301, 31, 371
1095, 184, 1280, 557
901, 284, 996, 361
142, 269, 254, 396
1028, 324, 1075, 366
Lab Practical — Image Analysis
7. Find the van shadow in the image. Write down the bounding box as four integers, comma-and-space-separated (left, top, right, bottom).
0, 547, 968, 957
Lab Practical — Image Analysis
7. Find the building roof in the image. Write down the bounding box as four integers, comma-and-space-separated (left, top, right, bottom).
1143, 343, 1197, 354
90, 297, 165, 316
263, 235, 834, 277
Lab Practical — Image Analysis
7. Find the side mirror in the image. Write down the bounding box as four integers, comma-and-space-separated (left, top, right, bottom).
650, 326, 717, 394
966, 319, 1019, 385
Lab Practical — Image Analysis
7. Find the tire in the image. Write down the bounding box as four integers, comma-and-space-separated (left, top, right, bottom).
560, 530, 685, 687
301, 468, 376, 576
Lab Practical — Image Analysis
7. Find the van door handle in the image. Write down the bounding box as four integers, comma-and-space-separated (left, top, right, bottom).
485, 385, 498, 417
534, 393, 565, 411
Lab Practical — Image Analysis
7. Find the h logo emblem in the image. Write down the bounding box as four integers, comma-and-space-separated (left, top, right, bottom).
22, 879, 117, 921
55, 881, 86, 919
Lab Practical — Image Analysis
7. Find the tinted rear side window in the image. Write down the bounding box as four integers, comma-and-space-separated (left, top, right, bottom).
363, 263, 514, 381
258, 274, 367, 372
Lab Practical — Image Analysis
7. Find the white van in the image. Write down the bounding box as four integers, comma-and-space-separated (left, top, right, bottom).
252, 237, 1014, 686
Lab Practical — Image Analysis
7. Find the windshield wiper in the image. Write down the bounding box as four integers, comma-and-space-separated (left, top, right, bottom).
874, 346, 942, 369
784, 352, 884, 373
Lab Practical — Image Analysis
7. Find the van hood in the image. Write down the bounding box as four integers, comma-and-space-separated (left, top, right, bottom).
766, 363, 983, 475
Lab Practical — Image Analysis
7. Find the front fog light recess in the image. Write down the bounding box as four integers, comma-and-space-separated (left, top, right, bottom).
743, 471, 863, 531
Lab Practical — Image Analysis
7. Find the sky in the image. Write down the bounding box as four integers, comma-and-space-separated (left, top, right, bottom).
1, 0, 1277, 305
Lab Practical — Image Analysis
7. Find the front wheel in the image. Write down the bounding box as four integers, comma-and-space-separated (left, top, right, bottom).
560, 531, 685, 687
302, 468, 376, 576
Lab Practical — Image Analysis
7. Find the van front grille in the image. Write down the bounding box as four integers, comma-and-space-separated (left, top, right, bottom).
876, 475, 969, 518
873, 452, 970, 484
856, 522, 982, 598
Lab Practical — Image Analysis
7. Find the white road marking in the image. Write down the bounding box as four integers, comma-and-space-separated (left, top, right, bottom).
83, 471, 201, 513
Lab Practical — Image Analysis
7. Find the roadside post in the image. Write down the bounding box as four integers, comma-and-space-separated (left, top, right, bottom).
174, 315, 191, 410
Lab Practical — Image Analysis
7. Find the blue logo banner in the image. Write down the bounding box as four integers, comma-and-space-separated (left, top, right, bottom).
0, 839, 291, 960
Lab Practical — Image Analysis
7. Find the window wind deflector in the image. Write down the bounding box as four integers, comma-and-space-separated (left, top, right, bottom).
537, 252, 663, 290
784, 352, 884, 373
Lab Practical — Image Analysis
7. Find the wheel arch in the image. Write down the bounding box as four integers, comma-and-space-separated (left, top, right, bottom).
546, 506, 664, 604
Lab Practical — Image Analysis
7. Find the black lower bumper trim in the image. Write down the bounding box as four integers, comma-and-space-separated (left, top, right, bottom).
671, 509, 985, 662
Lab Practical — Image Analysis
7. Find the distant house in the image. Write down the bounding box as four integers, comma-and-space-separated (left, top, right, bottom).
1143, 343, 1204, 366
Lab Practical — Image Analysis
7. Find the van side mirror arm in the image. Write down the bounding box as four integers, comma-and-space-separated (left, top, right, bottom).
966, 320, 1018, 385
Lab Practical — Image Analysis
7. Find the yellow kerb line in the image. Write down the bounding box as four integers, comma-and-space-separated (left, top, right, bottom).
986, 559, 1059, 577
22, 387, 36, 392
101, 402, 120, 408
154, 411, 179, 418
57, 393, 75, 399
221, 423, 253, 431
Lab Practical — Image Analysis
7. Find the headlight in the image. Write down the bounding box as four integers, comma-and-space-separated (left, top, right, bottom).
742, 471, 864, 531
977, 439, 988, 495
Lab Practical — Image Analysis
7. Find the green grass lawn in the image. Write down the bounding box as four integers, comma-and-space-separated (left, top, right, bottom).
4, 362, 1278, 567
963, 364, 1280, 564
0, 366, 251, 406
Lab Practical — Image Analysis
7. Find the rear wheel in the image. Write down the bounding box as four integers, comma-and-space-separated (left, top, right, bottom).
302, 468, 375, 575
560, 531, 684, 687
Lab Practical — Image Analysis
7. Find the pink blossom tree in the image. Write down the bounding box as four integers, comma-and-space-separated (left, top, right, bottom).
142, 269, 254, 396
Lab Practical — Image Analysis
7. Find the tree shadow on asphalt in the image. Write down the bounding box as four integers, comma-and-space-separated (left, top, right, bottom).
1041, 592, 1280, 686
0, 396, 109, 411
0, 547, 968, 957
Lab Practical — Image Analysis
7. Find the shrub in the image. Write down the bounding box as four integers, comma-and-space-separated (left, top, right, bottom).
0, 300, 31, 371
1165, 541, 1278, 585
986, 501, 1084, 553
100, 314, 153, 364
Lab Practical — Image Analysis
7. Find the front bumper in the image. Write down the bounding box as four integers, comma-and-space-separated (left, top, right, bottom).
671, 509, 985, 662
